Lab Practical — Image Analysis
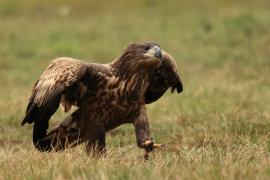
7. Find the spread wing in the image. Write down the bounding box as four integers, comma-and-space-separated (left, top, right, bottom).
145, 51, 183, 104
21, 57, 92, 149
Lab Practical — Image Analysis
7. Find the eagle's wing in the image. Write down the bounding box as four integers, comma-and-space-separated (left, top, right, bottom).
28, 57, 87, 108
21, 57, 92, 149
144, 51, 183, 104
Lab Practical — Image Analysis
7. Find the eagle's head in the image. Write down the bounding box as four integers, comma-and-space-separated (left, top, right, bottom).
113, 42, 163, 78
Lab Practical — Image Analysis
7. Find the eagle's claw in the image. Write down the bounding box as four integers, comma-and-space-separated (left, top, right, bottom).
142, 140, 165, 151
153, 143, 165, 149
142, 140, 154, 152
142, 140, 164, 160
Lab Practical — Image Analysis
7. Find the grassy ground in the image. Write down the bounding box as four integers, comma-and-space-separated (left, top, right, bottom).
0, 0, 270, 179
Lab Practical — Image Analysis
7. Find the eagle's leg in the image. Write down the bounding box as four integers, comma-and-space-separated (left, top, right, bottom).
133, 106, 162, 159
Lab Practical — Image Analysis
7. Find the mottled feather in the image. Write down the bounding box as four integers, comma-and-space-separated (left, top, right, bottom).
29, 57, 87, 107
21, 57, 89, 144
22, 42, 183, 154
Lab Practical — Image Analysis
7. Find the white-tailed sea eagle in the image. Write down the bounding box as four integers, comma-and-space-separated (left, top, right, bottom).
21, 42, 183, 158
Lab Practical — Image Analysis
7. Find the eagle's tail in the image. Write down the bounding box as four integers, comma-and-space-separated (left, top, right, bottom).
35, 111, 83, 152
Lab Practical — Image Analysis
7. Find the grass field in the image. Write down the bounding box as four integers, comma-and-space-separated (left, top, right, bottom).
0, 0, 270, 179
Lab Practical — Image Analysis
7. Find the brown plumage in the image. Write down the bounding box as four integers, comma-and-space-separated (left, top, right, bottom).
22, 42, 183, 156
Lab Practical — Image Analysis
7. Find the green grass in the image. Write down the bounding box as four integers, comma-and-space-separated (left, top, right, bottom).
0, 0, 270, 179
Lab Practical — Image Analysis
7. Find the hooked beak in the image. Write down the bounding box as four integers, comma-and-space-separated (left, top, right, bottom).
144, 45, 162, 60
153, 45, 162, 59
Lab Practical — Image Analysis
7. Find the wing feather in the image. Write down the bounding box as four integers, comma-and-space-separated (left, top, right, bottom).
21, 57, 92, 148
29, 57, 87, 107
22, 57, 88, 127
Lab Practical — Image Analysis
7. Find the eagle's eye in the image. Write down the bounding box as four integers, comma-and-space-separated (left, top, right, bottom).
144, 46, 151, 52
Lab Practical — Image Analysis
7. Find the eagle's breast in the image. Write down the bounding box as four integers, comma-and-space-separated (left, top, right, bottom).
105, 73, 148, 104
80, 64, 150, 130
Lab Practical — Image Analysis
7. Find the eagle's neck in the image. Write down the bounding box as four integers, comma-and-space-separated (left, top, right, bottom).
109, 55, 156, 103
105, 65, 150, 104
110, 53, 148, 80
124, 71, 149, 103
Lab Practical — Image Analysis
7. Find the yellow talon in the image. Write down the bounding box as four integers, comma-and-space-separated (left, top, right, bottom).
153, 143, 165, 149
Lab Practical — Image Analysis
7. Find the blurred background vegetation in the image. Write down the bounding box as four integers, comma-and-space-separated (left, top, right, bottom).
0, 0, 269, 86
0, 0, 270, 179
